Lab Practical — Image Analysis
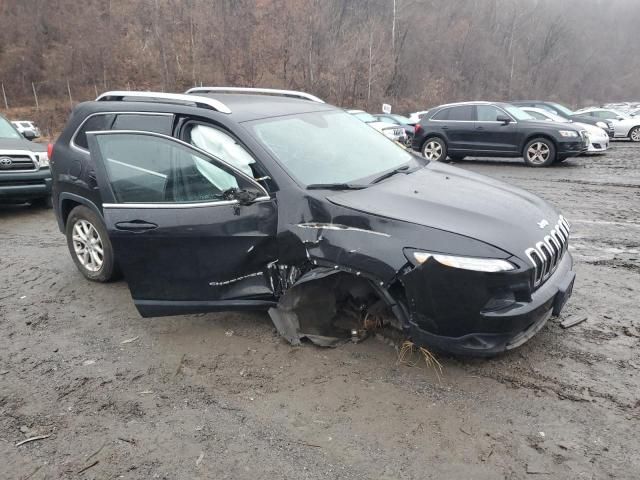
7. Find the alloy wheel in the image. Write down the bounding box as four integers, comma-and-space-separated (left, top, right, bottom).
423, 141, 443, 160
72, 219, 104, 272
631, 128, 640, 142
526, 142, 550, 165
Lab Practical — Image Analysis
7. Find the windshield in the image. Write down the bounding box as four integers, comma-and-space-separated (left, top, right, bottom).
503, 106, 534, 121
350, 111, 377, 123
247, 110, 416, 186
0, 116, 22, 139
547, 102, 574, 117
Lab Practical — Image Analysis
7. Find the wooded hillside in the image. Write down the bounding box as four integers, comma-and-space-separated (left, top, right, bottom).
1, 0, 638, 114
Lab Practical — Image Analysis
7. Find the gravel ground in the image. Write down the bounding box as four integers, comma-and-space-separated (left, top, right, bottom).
1, 142, 639, 479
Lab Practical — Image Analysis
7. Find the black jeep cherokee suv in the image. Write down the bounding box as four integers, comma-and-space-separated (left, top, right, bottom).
51, 88, 575, 356
412, 101, 589, 167
0, 113, 52, 207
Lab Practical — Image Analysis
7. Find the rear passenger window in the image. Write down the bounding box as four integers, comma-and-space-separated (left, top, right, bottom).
73, 114, 115, 149
448, 106, 473, 121
432, 108, 450, 120
112, 114, 173, 135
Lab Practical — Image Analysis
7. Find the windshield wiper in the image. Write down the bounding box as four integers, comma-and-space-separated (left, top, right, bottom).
370, 165, 412, 184
306, 183, 368, 190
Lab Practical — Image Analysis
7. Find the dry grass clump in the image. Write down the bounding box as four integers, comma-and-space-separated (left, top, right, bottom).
398, 340, 443, 382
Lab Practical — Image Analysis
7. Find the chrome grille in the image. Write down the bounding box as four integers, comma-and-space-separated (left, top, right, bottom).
0, 152, 37, 172
525, 215, 570, 288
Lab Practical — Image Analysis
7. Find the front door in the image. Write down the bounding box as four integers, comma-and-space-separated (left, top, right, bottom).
473, 105, 519, 154
87, 131, 278, 317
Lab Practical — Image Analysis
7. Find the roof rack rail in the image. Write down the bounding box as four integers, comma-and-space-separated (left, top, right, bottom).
95, 91, 232, 114
184, 87, 325, 104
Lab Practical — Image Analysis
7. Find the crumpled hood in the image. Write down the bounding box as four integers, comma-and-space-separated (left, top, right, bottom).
0, 138, 46, 153
328, 162, 561, 258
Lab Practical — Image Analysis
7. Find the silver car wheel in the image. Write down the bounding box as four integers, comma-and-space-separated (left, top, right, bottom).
423, 141, 443, 160
526, 142, 550, 164
72, 219, 104, 272
630, 128, 640, 142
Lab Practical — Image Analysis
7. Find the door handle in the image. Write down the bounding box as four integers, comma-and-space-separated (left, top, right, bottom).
115, 220, 158, 232
476, 126, 485, 131
441, 126, 449, 130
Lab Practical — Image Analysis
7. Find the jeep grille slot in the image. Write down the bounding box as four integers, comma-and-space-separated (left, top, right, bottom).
525, 215, 570, 288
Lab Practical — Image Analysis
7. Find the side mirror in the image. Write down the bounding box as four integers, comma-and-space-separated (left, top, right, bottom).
22, 129, 38, 140
496, 115, 511, 125
222, 187, 260, 206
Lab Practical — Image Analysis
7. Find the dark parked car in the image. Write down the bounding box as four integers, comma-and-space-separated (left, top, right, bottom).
51, 88, 575, 356
412, 101, 589, 167
374, 113, 416, 142
0, 114, 52, 207
510, 101, 616, 138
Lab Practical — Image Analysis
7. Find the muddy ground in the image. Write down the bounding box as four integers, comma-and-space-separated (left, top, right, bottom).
1, 142, 639, 479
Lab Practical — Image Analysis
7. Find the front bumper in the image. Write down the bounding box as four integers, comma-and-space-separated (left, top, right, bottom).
0, 168, 52, 201
402, 251, 575, 356
557, 138, 588, 158
586, 135, 609, 153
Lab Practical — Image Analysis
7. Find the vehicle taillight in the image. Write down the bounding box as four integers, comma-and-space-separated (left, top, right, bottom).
47, 143, 54, 159
414, 124, 422, 134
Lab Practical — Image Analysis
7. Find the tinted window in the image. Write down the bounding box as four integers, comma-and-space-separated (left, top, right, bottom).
476, 105, 504, 122
95, 133, 250, 204
74, 114, 116, 149
112, 114, 173, 135
432, 108, 450, 120
447, 106, 473, 121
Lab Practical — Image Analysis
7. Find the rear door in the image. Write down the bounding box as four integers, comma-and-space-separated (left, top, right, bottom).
432, 105, 475, 151
87, 130, 278, 317
473, 105, 519, 154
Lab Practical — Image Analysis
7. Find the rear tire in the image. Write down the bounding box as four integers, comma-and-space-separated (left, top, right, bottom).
629, 126, 640, 142
421, 137, 447, 162
523, 138, 556, 167
65, 205, 119, 282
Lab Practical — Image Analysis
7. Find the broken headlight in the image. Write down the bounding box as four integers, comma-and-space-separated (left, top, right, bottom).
408, 251, 516, 273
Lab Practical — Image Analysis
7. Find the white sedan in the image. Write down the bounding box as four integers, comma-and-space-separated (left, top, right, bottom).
521, 107, 609, 154
573, 108, 640, 142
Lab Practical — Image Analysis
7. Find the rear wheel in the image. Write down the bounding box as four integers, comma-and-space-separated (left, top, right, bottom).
421, 137, 447, 161
65, 206, 119, 282
523, 138, 556, 167
629, 126, 640, 142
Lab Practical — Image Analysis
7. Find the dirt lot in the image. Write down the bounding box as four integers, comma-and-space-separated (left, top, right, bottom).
1, 143, 639, 479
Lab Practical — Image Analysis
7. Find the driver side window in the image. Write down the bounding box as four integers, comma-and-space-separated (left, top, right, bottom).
94, 133, 251, 204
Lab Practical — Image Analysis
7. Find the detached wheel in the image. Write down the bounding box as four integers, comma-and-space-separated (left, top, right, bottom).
629, 126, 640, 142
523, 138, 556, 167
421, 137, 447, 161
65, 205, 118, 282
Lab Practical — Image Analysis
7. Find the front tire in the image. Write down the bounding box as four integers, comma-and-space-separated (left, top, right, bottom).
65, 206, 118, 282
629, 126, 640, 142
523, 138, 556, 167
421, 137, 447, 161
